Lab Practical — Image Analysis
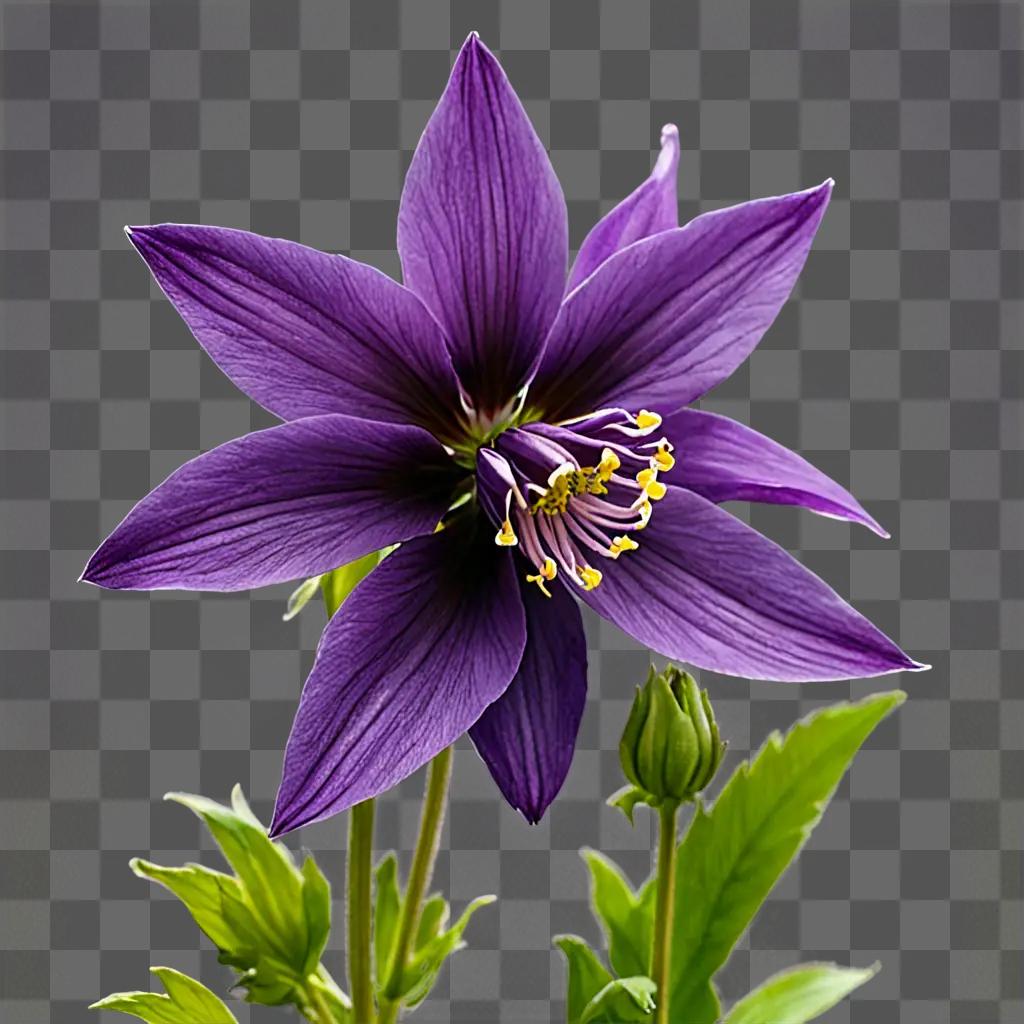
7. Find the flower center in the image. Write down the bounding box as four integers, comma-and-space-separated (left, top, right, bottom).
481, 409, 674, 596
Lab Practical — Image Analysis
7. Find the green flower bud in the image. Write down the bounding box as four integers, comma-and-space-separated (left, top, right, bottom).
618, 664, 725, 807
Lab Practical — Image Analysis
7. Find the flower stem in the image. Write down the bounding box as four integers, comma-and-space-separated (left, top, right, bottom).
651, 801, 679, 1024
348, 799, 376, 1024
378, 746, 454, 1024
302, 980, 335, 1024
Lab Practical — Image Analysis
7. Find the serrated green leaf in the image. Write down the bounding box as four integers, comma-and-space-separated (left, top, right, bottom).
283, 575, 323, 621
555, 935, 614, 1024
415, 893, 449, 950
129, 859, 243, 954
373, 853, 401, 988
581, 850, 653, 979
579, 976, 657, 1024
724, 962, 880, 1024
91, 966, 238, 1023
398, 894, 495, 1008
165, 789, 304, 962
321, 552, 379, 617
670, 691, 905, 1024
300, 856, 332, 977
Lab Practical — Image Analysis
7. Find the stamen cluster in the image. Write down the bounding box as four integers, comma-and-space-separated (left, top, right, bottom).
484, 410, 675, 596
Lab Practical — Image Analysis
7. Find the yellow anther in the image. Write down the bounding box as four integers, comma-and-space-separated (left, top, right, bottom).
526, 557, 557, 598
577, 565, 603, 590
635, 466, 667, 501
635, 410, 662, 431
495, 519, 518, 547
609, 535, 639, 557
645, 478, 667, 501
635, 500, 653, 529
652, 445, 675, 472
597, 447, 621, 480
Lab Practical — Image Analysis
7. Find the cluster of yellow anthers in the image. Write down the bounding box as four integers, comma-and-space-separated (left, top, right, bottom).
494, 411, 676, 596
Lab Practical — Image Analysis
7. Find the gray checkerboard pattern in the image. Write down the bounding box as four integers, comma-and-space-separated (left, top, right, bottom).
1, 0, 1021, 1021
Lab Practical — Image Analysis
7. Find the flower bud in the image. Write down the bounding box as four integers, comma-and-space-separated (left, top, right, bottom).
618, 665, 725, 806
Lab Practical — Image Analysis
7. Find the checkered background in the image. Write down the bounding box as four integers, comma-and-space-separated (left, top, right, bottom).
1, 0, 1021, 1021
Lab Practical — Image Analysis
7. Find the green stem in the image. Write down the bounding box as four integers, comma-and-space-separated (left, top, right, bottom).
377, 746, 454, 1024
651, 801, 679, 1024
302, 981, 336, 1024
348, 799, 376, 1024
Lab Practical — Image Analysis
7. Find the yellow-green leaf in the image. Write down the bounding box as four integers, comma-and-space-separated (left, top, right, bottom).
724, 962, 880, 1024
669, 692, 905, 1024
91, 966, 237, 1024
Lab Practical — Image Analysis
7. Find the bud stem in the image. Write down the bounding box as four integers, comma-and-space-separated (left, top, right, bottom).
651, 800, 679, 1024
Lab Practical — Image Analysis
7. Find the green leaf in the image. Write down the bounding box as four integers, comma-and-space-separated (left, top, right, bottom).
669, 691, 905, 1024
398, 894, 495, 1008
581, 850, 653, 979
321, 552, 379, 617
139, 787, 340, 1009
373, 854, 401, 988
91, 966, 238, 1023
283, 575, 323, 621
554, 935, 613, 1024
300, 856, 332, 977
607, 785, 650, 826
165, 788, 305, 961
415, 894, 449, 950
579, 976, 657, 1023
724, 962, 880, 1024
129, 860, 243, 954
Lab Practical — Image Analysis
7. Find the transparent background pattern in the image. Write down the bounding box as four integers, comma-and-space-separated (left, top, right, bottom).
0, 1, 1021, 1021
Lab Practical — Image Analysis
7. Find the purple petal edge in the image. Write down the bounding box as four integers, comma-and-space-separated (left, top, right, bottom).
566, 124, 680, 294
270, 516, 526, 835
398, 33, 569, 415
81, 415, 458, 592
580, 486, 927, 682
531, 181, 833, 423
665, 408, 889, 537
470, 577, 588, 823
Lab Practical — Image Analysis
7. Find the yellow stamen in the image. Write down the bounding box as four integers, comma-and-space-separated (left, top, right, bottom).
645, 478, 667, 501
635, 500, 653, 529
635, 410, 662, 431
636, 466, 667, 501
577, 565, 603, 590
495, 519, 517, 547
526, 557, 557, 598
609, 535, 639, 557
652, 444, 675, 472
597, 447, 621, 480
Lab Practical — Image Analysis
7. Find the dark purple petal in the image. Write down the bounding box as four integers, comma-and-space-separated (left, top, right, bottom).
398, 34, 568, 415
529, 182, 832, 423
82, 415, 460, 592
270, 517, 527, 834
566, 124, 679, 294
127, 224, 463, 439
470, 578, 588, 823
665, 408, 888, 536
578, 486, 924, 681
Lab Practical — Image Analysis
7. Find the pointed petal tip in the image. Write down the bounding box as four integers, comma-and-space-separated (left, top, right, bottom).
660, 123, 679, 144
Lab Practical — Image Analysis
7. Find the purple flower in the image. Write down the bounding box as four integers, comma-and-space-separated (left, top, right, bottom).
82, 35, 923, 834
